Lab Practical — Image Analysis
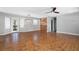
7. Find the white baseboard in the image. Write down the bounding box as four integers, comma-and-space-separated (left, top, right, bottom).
0, 32, 18, 35
19, 29, 40, 32
0, 30, 40, 35
0, 32, 13, 35
57, 31, 79, 36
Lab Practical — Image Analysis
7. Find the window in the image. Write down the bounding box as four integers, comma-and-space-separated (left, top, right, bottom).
25, 20, 32, 25
33, 20, 38, 25
5, 16, 10, 29
20, 18, 25, 28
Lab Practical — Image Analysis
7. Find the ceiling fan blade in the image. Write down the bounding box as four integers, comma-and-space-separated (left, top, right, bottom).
45, 7, 60, 14
53, 7, 56, 12
54, 12, 59, 13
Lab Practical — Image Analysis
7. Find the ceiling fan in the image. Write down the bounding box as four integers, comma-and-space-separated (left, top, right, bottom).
46, 7, 59, 14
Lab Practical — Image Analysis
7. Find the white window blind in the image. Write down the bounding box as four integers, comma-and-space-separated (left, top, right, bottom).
5, 16, 10, 29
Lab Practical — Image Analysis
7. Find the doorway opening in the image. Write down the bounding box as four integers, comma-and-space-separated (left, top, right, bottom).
51, 17, 57, 32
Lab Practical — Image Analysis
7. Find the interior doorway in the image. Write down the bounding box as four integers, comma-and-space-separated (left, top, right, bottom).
51, 17, 57, 32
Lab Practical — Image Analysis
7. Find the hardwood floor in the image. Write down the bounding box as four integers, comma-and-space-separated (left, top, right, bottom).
0, 30, 79, 51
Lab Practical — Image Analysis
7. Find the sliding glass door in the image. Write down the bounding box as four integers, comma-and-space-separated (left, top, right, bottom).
11, 17, 19, 32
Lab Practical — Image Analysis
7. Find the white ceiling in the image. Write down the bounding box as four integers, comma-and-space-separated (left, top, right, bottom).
0, 7, 78, 18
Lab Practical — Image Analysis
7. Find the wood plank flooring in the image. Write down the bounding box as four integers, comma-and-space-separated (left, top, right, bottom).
0, 30, 79, 51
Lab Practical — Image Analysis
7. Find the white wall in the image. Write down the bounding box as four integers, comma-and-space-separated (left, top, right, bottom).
47, 17, 52, 32
0, 13, 5, 34
57, 12, 79, 35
